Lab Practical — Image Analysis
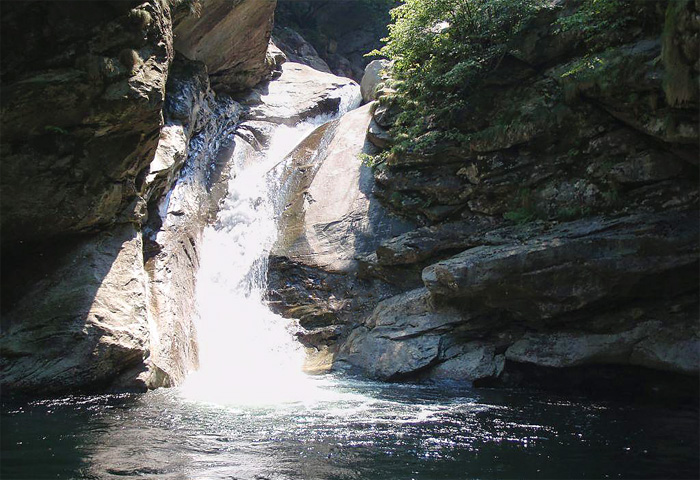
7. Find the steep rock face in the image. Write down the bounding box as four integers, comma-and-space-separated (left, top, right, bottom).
274, 1, 699, 394
421, 212, 698, 321
0, 0, 172, 256
173, 0, 277, 92
0, 0, 279, 394
0, 225, 156, 392
274, 103, 412, 272
338, 212, 698, 382
141, 56, 242, 386
272, 27, 333, 75
267, 102, 414, 372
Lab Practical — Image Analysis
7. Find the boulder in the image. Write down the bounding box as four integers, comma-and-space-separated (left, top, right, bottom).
360, 59, 390, 103
0, 225, 155, 393
335, 289, 466, 379
367, 118, 392, 149
237, 62, 360, 126
272, 27, 332, 74
428, 343, 505, 382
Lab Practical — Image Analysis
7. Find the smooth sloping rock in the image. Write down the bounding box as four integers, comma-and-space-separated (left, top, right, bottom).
238, 62, 360, 126
273, 102, 413, 272
0, 225, 154, 393
173, 0, 276, 92
422, 212, 699, 322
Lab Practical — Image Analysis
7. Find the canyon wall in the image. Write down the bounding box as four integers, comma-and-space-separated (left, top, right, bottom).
267, 0, 699, 397
0, 0, 280, 393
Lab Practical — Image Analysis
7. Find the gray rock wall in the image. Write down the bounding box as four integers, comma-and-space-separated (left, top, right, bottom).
0, 0, 280, 394
272, 1, 700, 395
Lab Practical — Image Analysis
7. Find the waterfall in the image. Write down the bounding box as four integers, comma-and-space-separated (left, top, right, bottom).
181, 85, 361, 405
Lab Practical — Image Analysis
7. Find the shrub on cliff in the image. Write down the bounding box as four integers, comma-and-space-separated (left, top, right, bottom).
371, 0, 658, 155
370, 0, 548, 151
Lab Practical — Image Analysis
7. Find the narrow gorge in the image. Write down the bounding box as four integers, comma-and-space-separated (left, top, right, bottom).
1, 1, 698, 478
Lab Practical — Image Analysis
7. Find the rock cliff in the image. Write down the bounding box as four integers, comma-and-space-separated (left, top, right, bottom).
0, 0, 366, 394
1, 0, 278, 393
268, 0, 699, 397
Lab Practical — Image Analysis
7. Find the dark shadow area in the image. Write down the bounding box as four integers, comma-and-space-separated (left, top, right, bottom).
478, 361, 700, 406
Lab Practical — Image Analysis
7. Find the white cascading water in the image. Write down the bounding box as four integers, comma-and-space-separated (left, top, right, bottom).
181, 86, 361, 405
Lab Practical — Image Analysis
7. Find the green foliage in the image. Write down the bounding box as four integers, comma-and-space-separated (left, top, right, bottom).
169, 0, 202, 17
555, 205, 591, 221
662, 0, 697, 106
601, 187, 620, 205
555, 0, 633, 35
358, 151, 389, 168
44, 125, 68, 135
504, 207, 538, 224
560, 54, 605, 79
370, 0, 549, 154
503, 187, 541, 224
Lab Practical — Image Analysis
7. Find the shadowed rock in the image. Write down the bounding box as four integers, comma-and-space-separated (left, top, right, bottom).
423, 212, 699, 322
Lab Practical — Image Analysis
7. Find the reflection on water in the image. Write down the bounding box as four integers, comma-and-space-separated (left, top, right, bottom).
2, 377, 698, 479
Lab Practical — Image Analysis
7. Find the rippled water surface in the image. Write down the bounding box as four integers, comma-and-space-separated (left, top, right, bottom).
2, 377, 698, 480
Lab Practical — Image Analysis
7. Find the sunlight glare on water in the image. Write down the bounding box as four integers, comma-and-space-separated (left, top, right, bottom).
181, 85, 361, 406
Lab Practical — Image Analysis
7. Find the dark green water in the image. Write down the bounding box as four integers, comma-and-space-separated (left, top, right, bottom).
2, 376, 698, 480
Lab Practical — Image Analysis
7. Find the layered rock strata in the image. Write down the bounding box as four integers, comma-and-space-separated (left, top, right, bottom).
269, 1, 699, 396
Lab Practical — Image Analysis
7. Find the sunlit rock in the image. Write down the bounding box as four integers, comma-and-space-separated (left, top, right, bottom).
360, 59, 390, 103
0, 225, 154, 393
173, 0, 277, 92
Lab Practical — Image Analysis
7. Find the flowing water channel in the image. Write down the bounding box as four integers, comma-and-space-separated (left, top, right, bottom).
2, 98, 699, 480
